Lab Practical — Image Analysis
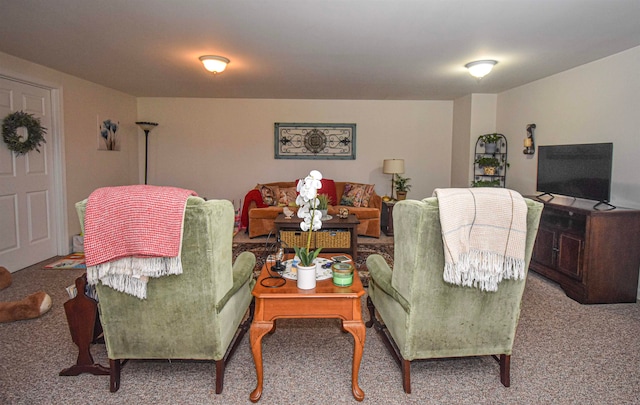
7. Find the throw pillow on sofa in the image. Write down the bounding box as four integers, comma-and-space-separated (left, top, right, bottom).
340, 183, 375, 207
257, 184, 279, 206
278, 187, 298, 206
320, 179, 338, 205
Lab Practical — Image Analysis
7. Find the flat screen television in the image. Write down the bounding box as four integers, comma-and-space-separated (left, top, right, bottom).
536, 142, 613, 204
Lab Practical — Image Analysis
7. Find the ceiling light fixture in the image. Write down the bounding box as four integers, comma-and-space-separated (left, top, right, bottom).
465, 60, 498, 79
199, 55, 230, 74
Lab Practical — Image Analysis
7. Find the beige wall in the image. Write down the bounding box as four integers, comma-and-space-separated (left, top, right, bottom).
0, 51, 138, 244
137, 98, 453, 206
451, 95, 472, 187
496, 46, 640, 209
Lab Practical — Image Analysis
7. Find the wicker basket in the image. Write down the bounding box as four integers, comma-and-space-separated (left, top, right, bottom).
280, 229, 350, 249
316, 230, 350, 248
280, 230, 312, 248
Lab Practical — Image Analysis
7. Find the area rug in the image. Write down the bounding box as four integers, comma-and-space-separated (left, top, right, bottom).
232, 242, 393, 286
43, 253, 86, 269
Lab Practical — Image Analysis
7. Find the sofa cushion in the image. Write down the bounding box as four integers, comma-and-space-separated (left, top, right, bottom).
340, 183, 375, 207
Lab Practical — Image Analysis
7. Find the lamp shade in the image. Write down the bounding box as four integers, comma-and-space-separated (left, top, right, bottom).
465, 60, 498, 79
383, 159, 405, 174
199, 55, 230, 74
135, 121, 158, 132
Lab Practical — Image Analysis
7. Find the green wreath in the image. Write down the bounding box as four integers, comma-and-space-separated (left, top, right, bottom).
2, 111, 47, 155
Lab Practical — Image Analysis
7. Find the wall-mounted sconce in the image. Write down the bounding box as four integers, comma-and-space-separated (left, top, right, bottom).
523, 123, 536, 155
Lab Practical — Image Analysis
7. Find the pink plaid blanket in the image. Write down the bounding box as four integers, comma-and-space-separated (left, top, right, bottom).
84, 185, 197, 267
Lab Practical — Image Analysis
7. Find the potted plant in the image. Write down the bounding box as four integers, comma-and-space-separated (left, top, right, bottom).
294, 170, 324, 289
394, 174, 412, 201
471, 179, 501, 187
474, 156, 501, 175
317, 194, 330, 219
479, 133, 502, 154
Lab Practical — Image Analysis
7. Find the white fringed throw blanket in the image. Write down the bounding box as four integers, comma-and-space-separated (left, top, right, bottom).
433, 188, 528, 292
84, 185, 197, 299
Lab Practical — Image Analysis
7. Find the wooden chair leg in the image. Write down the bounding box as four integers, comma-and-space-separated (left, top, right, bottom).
365, 296, 376, 328
500, 354, 510, 387
402, 359, 411, 393
109, 359, 121, 392
215, 360, 225, 394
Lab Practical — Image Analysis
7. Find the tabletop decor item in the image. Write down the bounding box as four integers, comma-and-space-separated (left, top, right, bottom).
1, 110, 47, 155
317, 193, 330, 220
294, 170, 324, 289
394, 174, 412, 201
332, 262, 354, 287
337, 207, 349, 219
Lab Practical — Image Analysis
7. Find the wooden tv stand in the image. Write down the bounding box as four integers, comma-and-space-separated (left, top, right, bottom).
528, 196, 640, 304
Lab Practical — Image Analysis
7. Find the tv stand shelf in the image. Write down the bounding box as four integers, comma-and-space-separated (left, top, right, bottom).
528, 196, 640, 304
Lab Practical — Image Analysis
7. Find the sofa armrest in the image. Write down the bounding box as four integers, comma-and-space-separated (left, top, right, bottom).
369, 192, 382, 211
366, 254, 410, 312
216, 251, 256, 311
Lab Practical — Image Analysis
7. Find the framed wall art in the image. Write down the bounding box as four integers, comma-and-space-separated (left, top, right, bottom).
97, 116, 120, 151
274, 122, 356, 160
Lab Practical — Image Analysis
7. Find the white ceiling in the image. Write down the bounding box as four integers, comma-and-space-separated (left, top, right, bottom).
1, 0, 639, 100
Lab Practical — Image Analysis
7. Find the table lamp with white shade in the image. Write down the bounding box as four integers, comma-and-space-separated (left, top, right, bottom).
383, 159, 405, 200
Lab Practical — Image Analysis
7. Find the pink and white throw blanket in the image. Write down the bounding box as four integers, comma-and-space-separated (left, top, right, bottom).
84, 185, 197, 299
433, 188, 528, 292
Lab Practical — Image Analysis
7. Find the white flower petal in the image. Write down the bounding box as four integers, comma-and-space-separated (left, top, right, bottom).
310, 170, 323, 180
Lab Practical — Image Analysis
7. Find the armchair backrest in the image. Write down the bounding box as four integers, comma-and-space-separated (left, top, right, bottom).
391, 197, 543, 357
75, 197, 242, 360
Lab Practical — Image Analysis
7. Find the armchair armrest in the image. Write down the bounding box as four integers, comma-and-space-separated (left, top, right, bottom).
366, 254, 410, 312
216, 251, 256, 311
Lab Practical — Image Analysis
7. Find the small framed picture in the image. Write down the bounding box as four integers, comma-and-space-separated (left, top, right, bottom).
331, 255, 351, 262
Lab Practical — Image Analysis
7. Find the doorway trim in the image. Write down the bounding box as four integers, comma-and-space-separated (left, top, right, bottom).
0, 70, 68, 256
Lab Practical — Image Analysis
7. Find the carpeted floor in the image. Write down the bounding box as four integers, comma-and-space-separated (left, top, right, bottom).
1, 256, 639, 404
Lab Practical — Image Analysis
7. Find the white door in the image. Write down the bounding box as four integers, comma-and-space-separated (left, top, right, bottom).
0, 78, 56, 271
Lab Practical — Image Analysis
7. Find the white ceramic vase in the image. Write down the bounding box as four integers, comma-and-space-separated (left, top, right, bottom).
297, 264, 317, 289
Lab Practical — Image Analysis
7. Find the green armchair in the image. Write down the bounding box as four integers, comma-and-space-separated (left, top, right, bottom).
76, 197, 256, 393
366, 196, 542, 393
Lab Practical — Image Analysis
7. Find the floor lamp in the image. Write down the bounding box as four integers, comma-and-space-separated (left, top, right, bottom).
135, 121, 158, 184
383, 159, 405, 200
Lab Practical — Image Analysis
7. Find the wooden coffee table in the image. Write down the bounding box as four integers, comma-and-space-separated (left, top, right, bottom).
274, 213, 360, 261
249, 254, 366, 402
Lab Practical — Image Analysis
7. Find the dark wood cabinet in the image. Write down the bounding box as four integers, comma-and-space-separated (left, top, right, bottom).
529, 196, 640, 304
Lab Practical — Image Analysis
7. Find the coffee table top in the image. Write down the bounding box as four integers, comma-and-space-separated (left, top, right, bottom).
253, 253, 364, 298
274, 213, 359, 227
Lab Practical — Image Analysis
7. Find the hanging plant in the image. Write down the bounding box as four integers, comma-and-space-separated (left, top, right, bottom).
2, 111, 47, 155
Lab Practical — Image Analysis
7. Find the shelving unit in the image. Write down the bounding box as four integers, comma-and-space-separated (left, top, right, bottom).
473, 134, 508, 187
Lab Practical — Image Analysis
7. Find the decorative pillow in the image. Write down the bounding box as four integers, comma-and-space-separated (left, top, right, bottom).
256, 184, 280, 206
320, 179, 338, 206
340, 183, 375, 207
278, 187, 298, 206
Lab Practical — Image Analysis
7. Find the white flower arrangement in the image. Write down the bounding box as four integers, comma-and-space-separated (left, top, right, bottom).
294, 170, 323, 266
